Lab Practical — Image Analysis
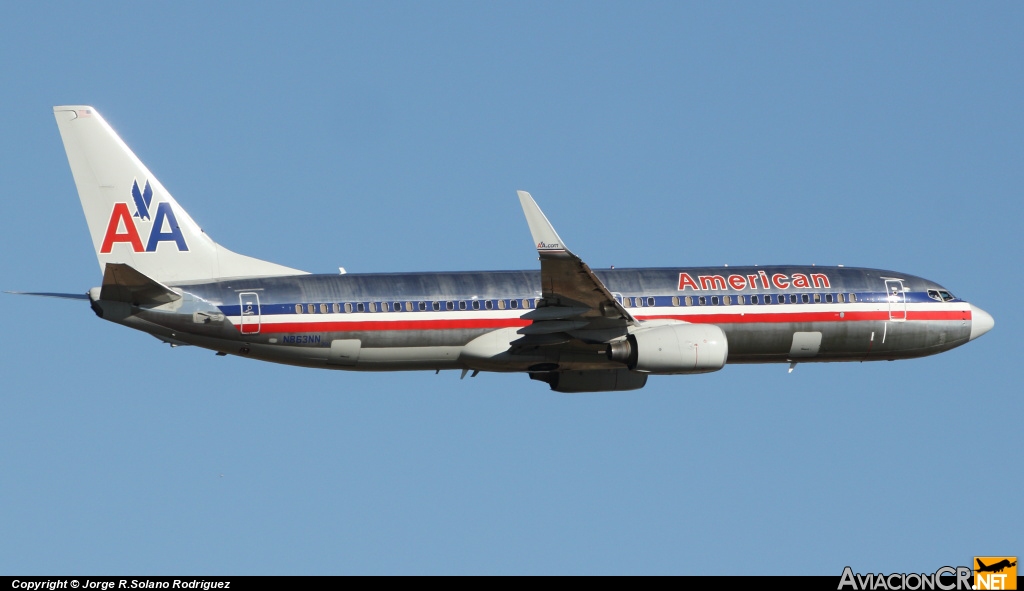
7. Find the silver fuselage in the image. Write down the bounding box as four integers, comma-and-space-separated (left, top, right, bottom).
90, 265, 988, 373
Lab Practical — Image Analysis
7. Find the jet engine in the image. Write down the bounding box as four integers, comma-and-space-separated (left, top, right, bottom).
607, 323, 728, 374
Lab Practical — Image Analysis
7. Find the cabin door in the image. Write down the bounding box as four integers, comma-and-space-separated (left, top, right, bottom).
885, 279, 906, 321
239, 292, 261, 334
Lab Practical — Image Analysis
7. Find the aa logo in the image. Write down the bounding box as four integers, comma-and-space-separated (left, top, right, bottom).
99, 179, 189, 253
974, 557, 1017, 590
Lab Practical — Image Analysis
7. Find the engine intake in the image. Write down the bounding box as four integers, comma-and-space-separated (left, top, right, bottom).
608, 324, 728, 374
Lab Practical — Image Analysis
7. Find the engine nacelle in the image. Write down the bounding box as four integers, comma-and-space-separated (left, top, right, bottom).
607, 323, 728, 374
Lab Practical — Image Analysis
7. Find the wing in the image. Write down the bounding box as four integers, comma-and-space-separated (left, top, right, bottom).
514, 191, 635, 349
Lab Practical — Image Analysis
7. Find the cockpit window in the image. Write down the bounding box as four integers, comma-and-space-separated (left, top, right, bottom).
929, 289, 956, 302
939, 290, 954, 301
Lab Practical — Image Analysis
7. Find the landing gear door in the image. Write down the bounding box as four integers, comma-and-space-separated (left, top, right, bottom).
239, 292, 261, 334
885, 279, 906, 321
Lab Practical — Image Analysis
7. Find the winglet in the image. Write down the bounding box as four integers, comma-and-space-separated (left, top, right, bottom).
517, 191, 568, 255
515, 191, 637, 326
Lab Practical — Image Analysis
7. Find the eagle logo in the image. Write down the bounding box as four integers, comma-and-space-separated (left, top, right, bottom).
131, 179, 154, 221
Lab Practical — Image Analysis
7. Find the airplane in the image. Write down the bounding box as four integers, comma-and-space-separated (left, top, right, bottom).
976, 559, 1016, 574
16, 105, 994, 392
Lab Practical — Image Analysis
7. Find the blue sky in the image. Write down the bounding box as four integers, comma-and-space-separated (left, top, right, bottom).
1, 2, 1020, 575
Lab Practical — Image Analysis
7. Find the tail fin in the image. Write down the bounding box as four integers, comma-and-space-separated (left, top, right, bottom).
53, 106, 307, 283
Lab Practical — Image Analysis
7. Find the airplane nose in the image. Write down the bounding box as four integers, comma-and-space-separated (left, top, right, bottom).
969, 304, 994, 341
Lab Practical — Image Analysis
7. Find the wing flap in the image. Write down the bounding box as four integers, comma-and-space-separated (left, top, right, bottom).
516, 320, 590, 335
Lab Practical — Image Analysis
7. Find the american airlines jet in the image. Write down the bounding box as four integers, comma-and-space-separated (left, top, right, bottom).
24, 106, 994, 392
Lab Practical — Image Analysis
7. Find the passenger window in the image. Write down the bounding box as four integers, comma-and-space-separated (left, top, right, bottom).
849, 294, 857, 303
711, 296, 719, 305
635, 297, 644, 307
837, 294, 845, 303
357, 303, 365, 312
432, 301, 440, 311
523, 299, 531, 309
485, 300, 493, 310
672, 296, 680, 307
699, 296, 707, 306
813, 294, 821, 304
459, 301, 467, 310
790, 294, 797, 304
471, 301, 479, 310
737, 295, 745, 305
825, 294, 833, 303
320, 304, 328, 314
510, 300, 519, 309
684, 296, 693, 306
498, 300, 506, 310
723, 296, 731, 305
647, 297, 655, 307
345, 303, 353, 313
333, 303, 341, 313
307, 304, 316, 314
295, 304, 303, 314
369, 302, 378, 312
446, 301, 455, 311
406, 302, 414, 312
752, 295, 759, 304
777, 295, 785, 304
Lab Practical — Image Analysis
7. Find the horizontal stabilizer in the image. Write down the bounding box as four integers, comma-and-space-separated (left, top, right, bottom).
5, 291, 90, 300
100, 263, 181, 306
